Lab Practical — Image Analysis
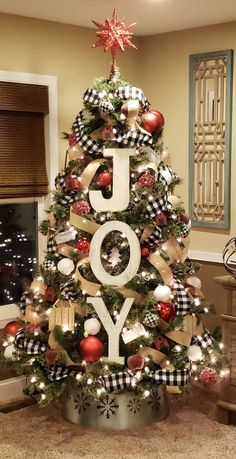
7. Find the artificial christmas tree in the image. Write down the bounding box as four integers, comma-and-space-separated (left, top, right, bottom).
1, 10, 226, 429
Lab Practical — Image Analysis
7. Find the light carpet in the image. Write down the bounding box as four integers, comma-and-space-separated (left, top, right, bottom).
0, 385, 235, 459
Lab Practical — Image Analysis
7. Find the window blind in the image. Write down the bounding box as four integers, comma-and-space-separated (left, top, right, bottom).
0, 82, 49, 198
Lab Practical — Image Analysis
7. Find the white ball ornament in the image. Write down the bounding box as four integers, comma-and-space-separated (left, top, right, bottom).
84, 318, 101, 336
154, 285, 171, 302
187, 345, 203, 362
187, 277, 202, 289
4, 344, 18, 361
57, 258, 75, 276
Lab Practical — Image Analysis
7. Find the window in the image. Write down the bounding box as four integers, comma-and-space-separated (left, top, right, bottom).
0, 71, 58, 322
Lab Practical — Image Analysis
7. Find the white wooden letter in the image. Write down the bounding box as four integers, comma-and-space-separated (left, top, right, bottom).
87, 297, 134, 364
89, 221, 141, 286
89, 148, 136, 211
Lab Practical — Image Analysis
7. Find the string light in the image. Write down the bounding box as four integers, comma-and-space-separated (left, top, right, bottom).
39, 382, 45, 389
41, 394, 46, 401
144, 390, 150, 398
87, 378, 93, 385
30, 376, 37, 383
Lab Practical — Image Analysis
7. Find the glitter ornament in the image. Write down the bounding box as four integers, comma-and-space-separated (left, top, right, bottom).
68, 132, 77, 147
138, 172, 156, 188
142, 110, 165, 135
65, 175, 81, 192
127, 354, 144, 371
78, 336, 104, 363
98, 171, 112, 187
154, 285, 171, 302
84, 318, 101, 335
72, 200, 91, 216
57, 258, 75, 276
25, 323, 41, 334
199, 367, 218, 385
157, 302, 176, 323
3, 321, 21, 336
141, 246, 150, 257
76, 238, 90, 254
187, 345, 203, 362
180, 213, 190, 224
4, 344, 18, 361
154, 213, 168, 226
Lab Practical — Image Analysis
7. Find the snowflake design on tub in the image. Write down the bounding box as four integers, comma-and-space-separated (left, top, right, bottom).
148, 388, 161, 411
97, 395, 119, 418
127, 396, 141, 414
74, 390, 91, 414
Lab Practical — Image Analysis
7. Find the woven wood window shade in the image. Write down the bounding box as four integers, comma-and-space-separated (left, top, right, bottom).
0, 82, 49, 198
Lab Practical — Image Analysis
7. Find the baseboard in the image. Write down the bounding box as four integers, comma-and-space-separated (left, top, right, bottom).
0, 376, 26, 404
189, 250, 222, 263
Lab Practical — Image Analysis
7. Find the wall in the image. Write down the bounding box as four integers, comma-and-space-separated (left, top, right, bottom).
0, 13, 141, 167
0, 14, 233, 354
139, 21, 236, 256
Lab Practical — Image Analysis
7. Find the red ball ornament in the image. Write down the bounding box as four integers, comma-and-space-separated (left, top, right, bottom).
157, 302, 176, 323
3, 321, 21, 336
78, 336, 104, 363
72, 200, 91, 216
127, 354, 144, 371
199, 367, 218, 385
76, 238, 90, 254
142, 110, 165, 135
98, 171, 112, 187
138, 172, 156, 188
79, 155, 92, 166
65, 175, 81, 192
141, 246, 150, 257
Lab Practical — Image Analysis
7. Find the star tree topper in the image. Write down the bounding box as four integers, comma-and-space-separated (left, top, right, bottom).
92, 9, 137, 64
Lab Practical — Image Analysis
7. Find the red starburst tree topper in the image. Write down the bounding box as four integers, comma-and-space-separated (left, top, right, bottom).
92, 9, 137, 64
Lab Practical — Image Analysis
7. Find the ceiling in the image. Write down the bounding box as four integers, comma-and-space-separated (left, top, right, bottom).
0, 0, 236, 36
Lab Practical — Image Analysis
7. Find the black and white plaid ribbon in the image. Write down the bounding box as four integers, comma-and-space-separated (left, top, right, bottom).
146, 192, 168, 219
47, 236, 57, 254
72, 111, 103, 155
99, 101, 114, 114
98, 364, 191, 392
192, 331, 214, 350
98, 372, 134, 392
115, 128, 152, 148
158, 164, 180, 186
144, 225, 163, 248
60, 279, 77, 301
83, 88, 106, 105
55, 171, 66, 190
114, 86, 150, 111
143, 311, 159, 328
57, 190, 78, 206
42, 260, 56, 270
149, 364, 191, 386
45, 365, 78, 381
19, 291, 31, 314
173, 278, 191, 316
15, 331, 48, 355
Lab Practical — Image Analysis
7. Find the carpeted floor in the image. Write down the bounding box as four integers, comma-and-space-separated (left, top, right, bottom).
0, 385, 235, 459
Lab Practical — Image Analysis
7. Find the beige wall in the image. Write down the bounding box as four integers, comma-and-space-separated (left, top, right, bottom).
139, 21, 236, 254
0, 13, 141, 166
0, 13, 234, 331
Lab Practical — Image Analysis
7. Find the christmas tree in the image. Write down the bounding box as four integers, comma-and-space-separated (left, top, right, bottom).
2, 10, 226, 423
